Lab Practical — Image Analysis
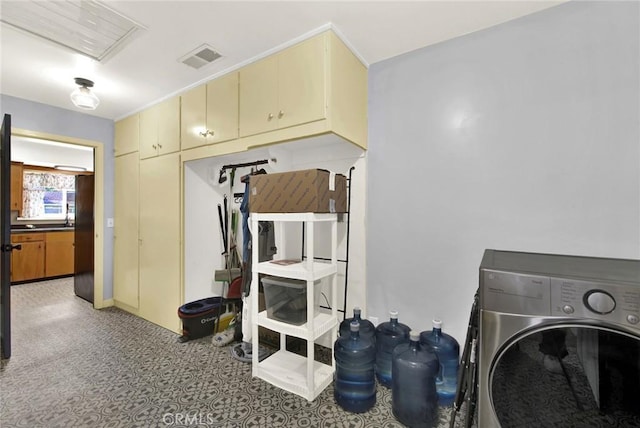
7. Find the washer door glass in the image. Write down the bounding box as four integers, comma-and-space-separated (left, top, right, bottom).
491, 326, 640, 427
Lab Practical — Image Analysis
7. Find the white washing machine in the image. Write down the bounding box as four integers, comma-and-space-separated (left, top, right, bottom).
478, 249, 640, 427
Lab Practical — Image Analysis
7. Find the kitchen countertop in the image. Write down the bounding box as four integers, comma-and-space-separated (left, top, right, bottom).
11, 225, 75, 233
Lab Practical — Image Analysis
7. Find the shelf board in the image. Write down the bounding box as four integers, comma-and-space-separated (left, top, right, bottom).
255, 349, 334, 401
251, 212, 337, 222
257, 310, 337, 340
257, 260, 336, 280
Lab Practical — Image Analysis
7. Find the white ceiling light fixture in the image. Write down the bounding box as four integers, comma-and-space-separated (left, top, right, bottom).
0, 0, 146, 62
70, 77, 100, 110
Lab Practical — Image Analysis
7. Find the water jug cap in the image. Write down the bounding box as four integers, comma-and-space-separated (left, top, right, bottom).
409, 331, 420, 341
353, 307, 362, 314
350, 321, 360, 332
433, 319, 442, 329
389, 310, 398, 319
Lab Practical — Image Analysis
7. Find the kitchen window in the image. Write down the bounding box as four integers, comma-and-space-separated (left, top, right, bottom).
21, 171, 75, 220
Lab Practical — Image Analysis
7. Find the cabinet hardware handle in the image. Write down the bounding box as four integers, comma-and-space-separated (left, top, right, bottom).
199, 131, 208, 137
152, 144, 157, 149
268, 113, 274, 120
278, 110, 284, 118
207, 130, 215, 136
158, 143, 163, 149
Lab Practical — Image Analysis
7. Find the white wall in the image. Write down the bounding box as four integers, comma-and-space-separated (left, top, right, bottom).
184, 135, 367, 324
367, 1, 640, 345
12, 137, 94, 172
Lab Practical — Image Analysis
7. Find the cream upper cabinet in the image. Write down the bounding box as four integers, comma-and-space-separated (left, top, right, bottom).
239, 56, 279, 137
181, 73, 239, 150
140, 96, 180, 159
239, 36, 325, 138
114, 152, 140, 309
278, 35, 326, 130
138, 152, 181, 333
114, 114, 139, 156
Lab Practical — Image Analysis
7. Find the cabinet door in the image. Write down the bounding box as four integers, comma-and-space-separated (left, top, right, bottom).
139, 153, 181, 332
11, 240, 44, 282
180, 84, 208, 150
114, 114, 139, 156
10, 162, 23, 213
278, 35, 326, 129
206, 72, 239, 144
114, 152, 140, 308
239, 55, 278, 137
139, 103, 160, 160
45, 231, 74, 277
157, 96, 181, 156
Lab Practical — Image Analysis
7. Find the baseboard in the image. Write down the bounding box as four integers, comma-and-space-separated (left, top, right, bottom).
98, 298, 114, 308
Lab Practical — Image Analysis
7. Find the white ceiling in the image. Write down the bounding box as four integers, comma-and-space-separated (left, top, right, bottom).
0, 1, 565, 121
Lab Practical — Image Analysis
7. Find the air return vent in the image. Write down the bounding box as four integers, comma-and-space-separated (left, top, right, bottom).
0, 0, 145, 62
179, 44, 222, 69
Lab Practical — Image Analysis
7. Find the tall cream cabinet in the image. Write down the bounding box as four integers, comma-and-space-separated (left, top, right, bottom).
114, 151, 139, 309
181, 72, 239, 150
140, 96, 181, 159
138, 153, 181, 333
114, 114, 139, 156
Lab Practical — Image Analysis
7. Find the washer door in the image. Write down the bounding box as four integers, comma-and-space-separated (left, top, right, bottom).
490, 326, 640, 427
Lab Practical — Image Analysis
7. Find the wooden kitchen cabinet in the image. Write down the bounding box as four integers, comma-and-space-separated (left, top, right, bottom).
10, 161, 23, 213
239, 35, 325, 138
140, 96, 180, 159
114, 152, 140, 309
114, 114, 139, 156
45, 231, 74, 277
11, 233, 45, 282
138, 153, 181, 332
181, 72, 239, 150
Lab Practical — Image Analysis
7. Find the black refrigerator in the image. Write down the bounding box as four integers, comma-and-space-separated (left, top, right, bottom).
74, 174, 94, 303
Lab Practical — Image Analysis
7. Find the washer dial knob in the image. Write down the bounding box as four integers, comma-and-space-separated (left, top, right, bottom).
584, 290, 616, 315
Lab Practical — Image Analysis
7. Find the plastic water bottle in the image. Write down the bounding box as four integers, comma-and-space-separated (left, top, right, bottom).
420, 319, 460, 407
339, 307, 376, 343
392, 330, 439, 427
334, 321, 377, 413
375, 310, 410, 387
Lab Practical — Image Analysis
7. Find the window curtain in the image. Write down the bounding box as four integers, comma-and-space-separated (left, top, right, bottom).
22, 172, 75, 218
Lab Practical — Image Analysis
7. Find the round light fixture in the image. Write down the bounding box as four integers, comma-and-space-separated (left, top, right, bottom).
70, 77, 100, 110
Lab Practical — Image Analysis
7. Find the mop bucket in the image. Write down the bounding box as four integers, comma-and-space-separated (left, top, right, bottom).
178, 297, 232, 341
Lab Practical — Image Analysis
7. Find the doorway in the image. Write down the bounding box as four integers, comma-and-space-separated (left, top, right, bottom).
9, 127, 105, 308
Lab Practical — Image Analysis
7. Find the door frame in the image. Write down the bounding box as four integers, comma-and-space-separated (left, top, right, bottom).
11, 128, 106, 309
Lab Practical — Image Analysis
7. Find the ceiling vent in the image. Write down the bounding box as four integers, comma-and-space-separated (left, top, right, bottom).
0, 0, 145, 62
179, 44, 222, 70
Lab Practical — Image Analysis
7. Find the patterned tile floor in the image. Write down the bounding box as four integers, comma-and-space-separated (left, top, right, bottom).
0, 278, 469, 427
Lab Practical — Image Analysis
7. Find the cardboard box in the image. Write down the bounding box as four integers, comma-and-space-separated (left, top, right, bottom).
249, 169, 347, 213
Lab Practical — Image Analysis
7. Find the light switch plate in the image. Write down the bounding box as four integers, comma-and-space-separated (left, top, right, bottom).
107, 218, 114, 228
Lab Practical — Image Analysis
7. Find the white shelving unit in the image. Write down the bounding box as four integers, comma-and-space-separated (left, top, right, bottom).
251, 212, 338, 401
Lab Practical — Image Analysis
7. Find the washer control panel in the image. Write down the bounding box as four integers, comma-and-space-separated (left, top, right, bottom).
550, 278, 640, 327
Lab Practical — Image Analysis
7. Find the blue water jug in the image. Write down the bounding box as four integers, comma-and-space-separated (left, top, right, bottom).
375, 310, 410, 387
339, 307, 376, 343
392, 330, 439, 427
419, 319, 460, 407
334, 321, 377, 413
